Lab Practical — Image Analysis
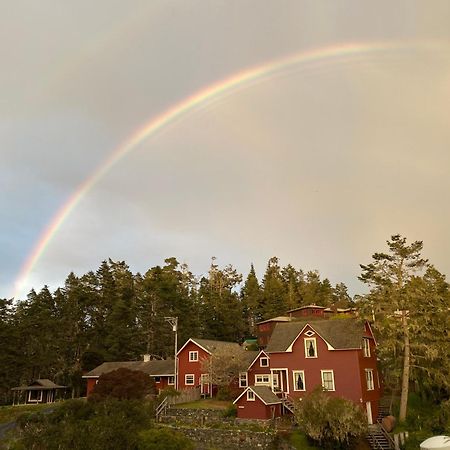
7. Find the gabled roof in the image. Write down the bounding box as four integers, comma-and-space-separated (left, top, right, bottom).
177, 338, 242, 356
233, 386, 282, 405
11, 379, 66, 391
246, 350, 270, 370
265, 318, 367, 352
256, 316, 291, 325
242, 351, 260, 368
82, 359, 174, 378
286, 305, 327, 313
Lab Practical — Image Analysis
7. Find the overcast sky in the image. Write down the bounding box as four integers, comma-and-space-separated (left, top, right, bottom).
2, 1, 450, 300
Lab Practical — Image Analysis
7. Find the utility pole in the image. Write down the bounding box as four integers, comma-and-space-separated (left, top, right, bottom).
165, 317, 178, 390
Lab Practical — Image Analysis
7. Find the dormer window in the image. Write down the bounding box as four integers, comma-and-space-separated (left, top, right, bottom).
304, 337, 317, 358
247, 390, 255, 401
260, 357, 269, 367
362, 339, 371, 357
189, 351, 198, 362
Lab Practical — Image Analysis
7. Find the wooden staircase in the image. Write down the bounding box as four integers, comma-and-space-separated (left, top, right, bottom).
282, 396, 295, 414
366, 424, 396, 450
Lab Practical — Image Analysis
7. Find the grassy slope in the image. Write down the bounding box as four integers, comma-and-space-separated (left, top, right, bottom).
0, 403, 56, 424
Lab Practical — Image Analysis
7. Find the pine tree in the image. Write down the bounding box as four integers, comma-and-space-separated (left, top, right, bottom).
241, 264, 262, 332
359, 234, 429, 422
261, 257, 286, 319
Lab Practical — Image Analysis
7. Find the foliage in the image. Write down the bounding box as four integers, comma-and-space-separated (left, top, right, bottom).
358, 234, 450, 421
289, 431, 318, 449
2, 255, 353, 402
137, 428, 194, 450
11, 399, 153, 450
89, 368, 156, 401
221, 403, 237, 417
200, 345, 248, 387
294, 387, 367, 449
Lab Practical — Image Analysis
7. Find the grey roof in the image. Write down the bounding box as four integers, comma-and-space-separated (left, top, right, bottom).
266, 318, 366, 352
83, 359, 174, 378
11, 379, 66, 391
286, 305, 327, 313
250, 386, 282, 405
192, 338, 242, 354
256, 316, 291, 325
242, 351, 259, 367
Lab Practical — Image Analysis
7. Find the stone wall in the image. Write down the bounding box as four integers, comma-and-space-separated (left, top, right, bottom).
165, 425, 276, 450
161, 407, 235, 427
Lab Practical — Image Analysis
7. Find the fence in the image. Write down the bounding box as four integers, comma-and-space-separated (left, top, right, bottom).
167, 387, 201, 405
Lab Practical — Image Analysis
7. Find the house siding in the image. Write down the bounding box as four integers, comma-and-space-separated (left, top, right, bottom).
177, 341, 210, 391
268, 325, 363, 403
235, 396, 282, 420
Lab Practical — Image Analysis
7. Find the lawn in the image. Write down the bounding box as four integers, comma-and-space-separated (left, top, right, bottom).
173, 398, 232, 410
0, 403, 58, 424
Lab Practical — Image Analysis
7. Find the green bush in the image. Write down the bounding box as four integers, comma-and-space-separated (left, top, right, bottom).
294, 387, 367, 449
11, 399, 153, 450
222, 404, 237, 417
216, 386, 233, 400
90, 368, 156, 402
138, 428, 194, 450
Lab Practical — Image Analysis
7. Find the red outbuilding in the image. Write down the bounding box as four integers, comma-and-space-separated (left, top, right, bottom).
233, 386, 282, 420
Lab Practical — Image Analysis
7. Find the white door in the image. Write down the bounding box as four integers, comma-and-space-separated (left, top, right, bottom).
366, 401, 373, 424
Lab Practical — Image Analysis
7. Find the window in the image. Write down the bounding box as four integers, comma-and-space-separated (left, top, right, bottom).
247, 390, 255, 401
154, 376, 161, 383
239, 372, 248, 388
305, 338, 317, 358
260, 357, 269, 367
321, 370, 335, 391
362, 339, 371, 357
272, 373, 280, 392
255, 374, 271, 385
365, 369, 374, 391
168, 376, 175, 385
200, 373, 209, 384
185, 374, 195, 385
293, 370, 306, 391
189, 351, 198, 362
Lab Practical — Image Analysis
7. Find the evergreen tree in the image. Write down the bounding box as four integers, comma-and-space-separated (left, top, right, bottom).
261, 257, 286, 319
241, 264, 262, 332
359, 234, 429, 422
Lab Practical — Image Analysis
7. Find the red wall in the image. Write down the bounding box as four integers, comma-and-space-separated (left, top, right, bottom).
154, 376, 174, 392
86, 378, 97, 396
268, 325, 363, 404
236, 395, 282, 420
177, 341, 210, 391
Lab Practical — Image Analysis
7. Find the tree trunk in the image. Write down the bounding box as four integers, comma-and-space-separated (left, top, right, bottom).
399, 312, 410, 422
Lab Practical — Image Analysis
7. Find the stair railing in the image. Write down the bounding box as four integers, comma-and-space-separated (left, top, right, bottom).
155, 396, 168, 421
379, 425, 396, 449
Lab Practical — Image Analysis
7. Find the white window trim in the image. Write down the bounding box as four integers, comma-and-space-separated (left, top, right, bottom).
189, 351, 199, 362
363, 339, 371, 357
365, 369, 374, 391
239, 372, 248, 388
185, 374, 195, 385
255, 374, 271, 386
247, 390, 255, 401
321, 370, 335, 391
28, 390, 43, 403
292, 370, 306, 391
304, 337, 318, 358
168, 376, 175, 385
260, 357, 269, 367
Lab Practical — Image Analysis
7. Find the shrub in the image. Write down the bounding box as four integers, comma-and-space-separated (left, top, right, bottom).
138, 428, 194, 450
294, 387, 367, 449
90, 368, 156, 401
216, 386, 233, 400
12, 399, 153, 450
222, 404, 237, 417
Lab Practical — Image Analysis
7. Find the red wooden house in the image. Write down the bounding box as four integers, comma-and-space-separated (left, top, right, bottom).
237, 317, 381, 423
177, 338, 249, 396
83, 358, 175, 396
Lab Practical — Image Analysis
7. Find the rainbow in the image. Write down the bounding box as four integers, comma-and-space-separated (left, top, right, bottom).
11, 40, 432, 298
